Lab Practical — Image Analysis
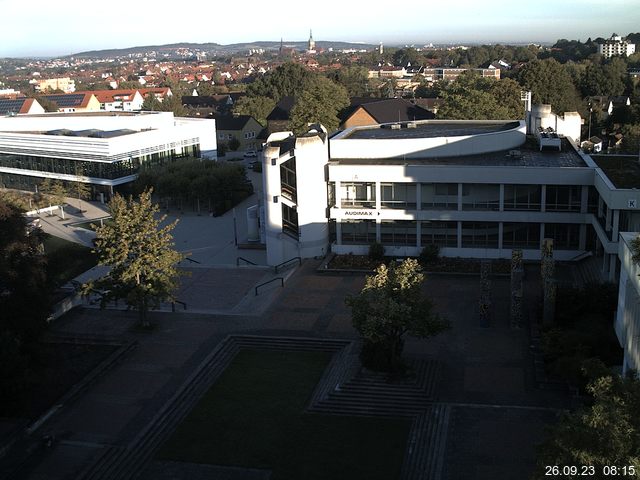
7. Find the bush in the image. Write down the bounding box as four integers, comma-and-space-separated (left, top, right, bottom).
419, 244, 440, 266
368, 242, 385, 261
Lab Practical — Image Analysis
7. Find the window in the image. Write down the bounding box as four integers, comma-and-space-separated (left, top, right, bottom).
380, 221, 417, 246
544, 223, 580, 250
280, 158, 297, 202
341, 220, 376, 244
340, 182, 376, 208
502, 222, 540, 249
422, 183, 457, 210
461, 184, 500, 211
282, 204, 298, 239
504, 185, 541, 211
381, 183, 417, 209
461, 222, 499, 248
421, 221, 457, 247
545, 185, 581, 212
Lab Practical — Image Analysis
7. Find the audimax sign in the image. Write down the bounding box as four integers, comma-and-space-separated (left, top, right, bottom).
343, 210, 380, 217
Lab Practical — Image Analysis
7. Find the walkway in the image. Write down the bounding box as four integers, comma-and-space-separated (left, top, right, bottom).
2, 260, 570, 480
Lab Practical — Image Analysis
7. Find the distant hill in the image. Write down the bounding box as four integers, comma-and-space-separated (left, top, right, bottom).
69, 40, 379, 59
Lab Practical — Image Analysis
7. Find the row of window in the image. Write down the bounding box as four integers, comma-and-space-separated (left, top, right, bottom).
333, 182, 589, 212
0, 147, 199, 180
340, 220, 581, 250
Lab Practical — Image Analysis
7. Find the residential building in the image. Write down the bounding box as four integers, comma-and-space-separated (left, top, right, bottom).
39, 93, 101, 113
0, 97, 45, 115
0, 111, 217, 201
35, 77, 76, 93
76, 89, 145, 111
216, 115, 263, 152
341, 98, 435, 129
598, 34, 636, 58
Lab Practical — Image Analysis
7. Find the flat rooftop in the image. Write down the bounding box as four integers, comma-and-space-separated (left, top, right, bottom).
592, 155, 640, 189
343, 121, 520, 140
331, 137, 588, 168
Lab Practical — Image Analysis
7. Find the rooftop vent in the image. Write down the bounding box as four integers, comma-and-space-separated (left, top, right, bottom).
406, 122, 417, 129
390, 123, 401, 130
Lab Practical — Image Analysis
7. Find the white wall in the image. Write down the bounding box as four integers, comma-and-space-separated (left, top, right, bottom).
615, 233, 640, 375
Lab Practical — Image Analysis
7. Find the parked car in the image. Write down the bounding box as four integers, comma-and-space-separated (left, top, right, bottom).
244, 150, 257, 158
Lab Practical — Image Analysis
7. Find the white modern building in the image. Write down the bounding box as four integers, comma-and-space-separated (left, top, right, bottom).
598, 34, 636, 58
259, 108, 640, 283
0, 111, 217, 200
615, 233, 640, 376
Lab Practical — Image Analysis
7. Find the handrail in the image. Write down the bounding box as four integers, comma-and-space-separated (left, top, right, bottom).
255, 277, 284, 296
274, 256, 301, 273
237, 256, 258, 266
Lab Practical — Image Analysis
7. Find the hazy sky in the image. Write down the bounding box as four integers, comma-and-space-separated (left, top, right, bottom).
1, 0, 639, 57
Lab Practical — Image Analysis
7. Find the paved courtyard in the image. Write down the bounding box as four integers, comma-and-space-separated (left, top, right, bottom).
2, 258, 569, 480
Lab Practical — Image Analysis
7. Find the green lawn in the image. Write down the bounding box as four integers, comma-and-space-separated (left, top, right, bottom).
43, 235, 97, 286
157, 349, 410, 480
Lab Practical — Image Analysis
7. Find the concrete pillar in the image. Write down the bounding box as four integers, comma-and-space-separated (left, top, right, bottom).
539, 223, 545, 253
580, 185, 589, 214
336, 220, 342, 245
606, 206, 612, 232
613, 210, 620, 241
540, 185, 546, 212
498, 222, 504, 250
598, 196, 603, 218
579, 224, 587, 251
416, 183, 422, 211
609, 254, 617, 282
457, 221, 462, 249
499, 184, 504, 212
376, 219, 381, 243
457, 183, 463, 211
375, 182, 381, 210
416, 221, 422, 248
335, 181, 342, 208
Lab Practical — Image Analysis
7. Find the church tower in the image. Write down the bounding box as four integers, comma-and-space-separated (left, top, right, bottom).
308, 30, 316, 53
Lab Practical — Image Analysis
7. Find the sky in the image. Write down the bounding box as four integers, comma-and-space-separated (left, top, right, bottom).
1, 0, 639, 57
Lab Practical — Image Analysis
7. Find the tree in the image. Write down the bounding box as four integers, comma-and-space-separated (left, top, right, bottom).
345, 259, 449, 372
331, 65, 372, 97
141, 93, 162, 111
438, 73, 522, 120
87, 189, 183, 327
246, 62, 313, 102
517, 58, 582, 113
392, 48, 425, 67
288, 76, 349, 134
232, 95, 276, 126
534, 372, 640, 479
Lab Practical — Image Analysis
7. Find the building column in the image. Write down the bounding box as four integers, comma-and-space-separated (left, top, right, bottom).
613, 210, 620, 241
498, 222, 504, 250
416, 221, 422, 248
376, 219, 381, 243
499, 184, 504, 212
457, 183, 463, 211
539, 223, 545, 252
609, 254, 617, 282
540, 185, 546, 212
457, 221, 462, 249
606, 207, 612, 232
580, 185, 589, 214
336, 220, 342, 245
416, 183, 422, 211
335, 181, 342, 208
598, 196, 604, 218
579, 224, 587, 251
375, 182, 381, 210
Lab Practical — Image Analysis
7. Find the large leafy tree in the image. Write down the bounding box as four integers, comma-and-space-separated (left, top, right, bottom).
232, 95, 276, 126
517, 58, 582, 113
331, 65, 372, 97
534, 373, 640, 479
288, 76, 349, 134
87, 189, 183, 327
346, 259, 449, 372
246, 62, 313, 102
438, 73, 522, 120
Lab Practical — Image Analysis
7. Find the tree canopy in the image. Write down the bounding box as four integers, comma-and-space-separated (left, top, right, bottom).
534, 372, 640, 479
437, 73, 523, 120
232, 95, 276, 126
87, 189, 183, 327
288, 76, 349, 134
346, 258, 449, 371
517, 58, 582, 113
